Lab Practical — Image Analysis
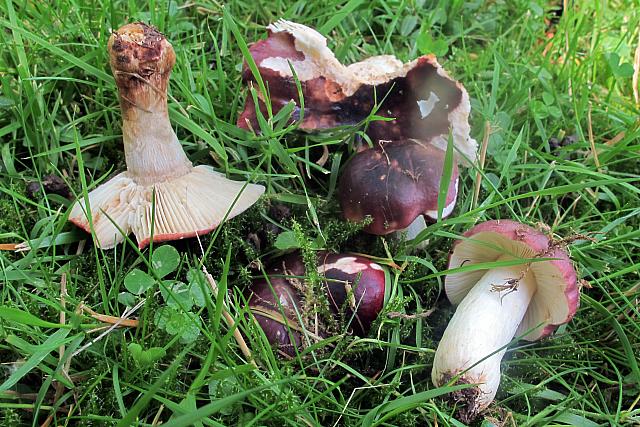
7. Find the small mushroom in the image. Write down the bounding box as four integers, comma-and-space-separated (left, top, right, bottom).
69, 23, 264, 249
238, 20, 477, 165
246, 254, 306, 357
318, 252, 387, 336
338, 140, 459, 236
431, 220, 579, 422
246, 252, 387, 356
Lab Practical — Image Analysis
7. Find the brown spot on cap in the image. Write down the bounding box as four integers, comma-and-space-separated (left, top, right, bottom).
108, 22, 175, 78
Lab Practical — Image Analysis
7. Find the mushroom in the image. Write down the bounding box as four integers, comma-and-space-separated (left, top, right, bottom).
246, 254, 306, 357
338, 140, 459, 238
237, 20, 477, 165
431, 220, 580, 422
247, 252, 387, 356
69, 23, 264, 249
318, 252, 387, 335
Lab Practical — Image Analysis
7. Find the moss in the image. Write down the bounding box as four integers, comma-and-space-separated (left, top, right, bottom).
0, 409, 23, 427
0, 179, 29, 234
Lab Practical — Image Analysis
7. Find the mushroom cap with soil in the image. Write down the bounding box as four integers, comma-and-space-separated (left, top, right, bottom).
338, 140, 459, 236
246, 252, 387, 356
237, 20, 477, 165
318, 252, 387, 335
431, 219, 579, 422
69, 23, 264, 249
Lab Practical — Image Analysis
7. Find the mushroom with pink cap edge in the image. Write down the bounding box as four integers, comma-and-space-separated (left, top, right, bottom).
69, 23, 264, 249
431, 219, 580, 422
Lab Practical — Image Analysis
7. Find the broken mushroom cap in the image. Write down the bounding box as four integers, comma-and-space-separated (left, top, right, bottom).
431, 220, 579, 422
318, 252, 387, 336
69, 23, 264, 249
338, 140, 459, 235
238, 20, 477, 165
447, 220, 579, 340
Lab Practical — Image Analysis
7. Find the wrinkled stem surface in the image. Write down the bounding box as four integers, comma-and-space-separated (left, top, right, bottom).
109, 25, 192, 185
121, 106, 192, 184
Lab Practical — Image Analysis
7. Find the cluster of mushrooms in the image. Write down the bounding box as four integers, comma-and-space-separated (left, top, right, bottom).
68, 22, 580, 422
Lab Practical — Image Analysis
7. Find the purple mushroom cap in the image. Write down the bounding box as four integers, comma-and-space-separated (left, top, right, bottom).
338, 140, 459, 235
318, 252, 387, 335
246, 252, 388, 356
246, 254, 306, 357
446, 220, 580, 341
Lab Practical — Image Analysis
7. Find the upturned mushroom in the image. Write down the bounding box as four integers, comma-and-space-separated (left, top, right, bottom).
237, 20, 477, 165
338, 140, 459, 237
246, 252, 387, 356
69, 23, 264, 249
431, 220, 580, 422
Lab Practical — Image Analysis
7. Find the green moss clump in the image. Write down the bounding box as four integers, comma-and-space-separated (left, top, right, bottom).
0, 409, 23, 427
0, 180, 28, 233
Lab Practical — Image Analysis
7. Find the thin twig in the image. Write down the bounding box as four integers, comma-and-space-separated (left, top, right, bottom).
193, 231, 257, 367
0, 243, 20, 251
151, 403, 165, 426
203, 268, 257, 368
80, 304, 140, 327
316, 144, 329, 167
42, 274, 74, 427
72, 300, 146, 357
387, 309, 435, 320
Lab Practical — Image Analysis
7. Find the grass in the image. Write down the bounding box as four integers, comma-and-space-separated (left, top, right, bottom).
0, 0, 639, 425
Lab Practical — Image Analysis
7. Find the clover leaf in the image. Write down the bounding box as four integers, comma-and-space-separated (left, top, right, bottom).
153, 307, 202, 343
128, 343, 166, 367
160, 281, 194, 310
117, 291, 136, 307
124, 269, 155, 295
152, 245, 180, 278
417, 30, 448, 57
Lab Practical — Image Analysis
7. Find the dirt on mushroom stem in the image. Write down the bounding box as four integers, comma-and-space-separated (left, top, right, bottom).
438, 373, 484, 424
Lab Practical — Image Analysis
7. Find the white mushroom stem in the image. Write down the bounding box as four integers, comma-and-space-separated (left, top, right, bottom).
69, 23, 264, 249
121, 102, 192, 185
395, 215, 429, 249
432, 256, 536, 414
403, 215, 427, 241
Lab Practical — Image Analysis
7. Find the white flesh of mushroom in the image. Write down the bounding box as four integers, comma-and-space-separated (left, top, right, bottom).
431, 255, 536, 413
394, 178, 459, 249
262, 19, 478, 165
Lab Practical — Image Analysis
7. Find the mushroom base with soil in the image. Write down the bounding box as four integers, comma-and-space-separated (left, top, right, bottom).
431, 220, 579, 422
431, 256, 536, 420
